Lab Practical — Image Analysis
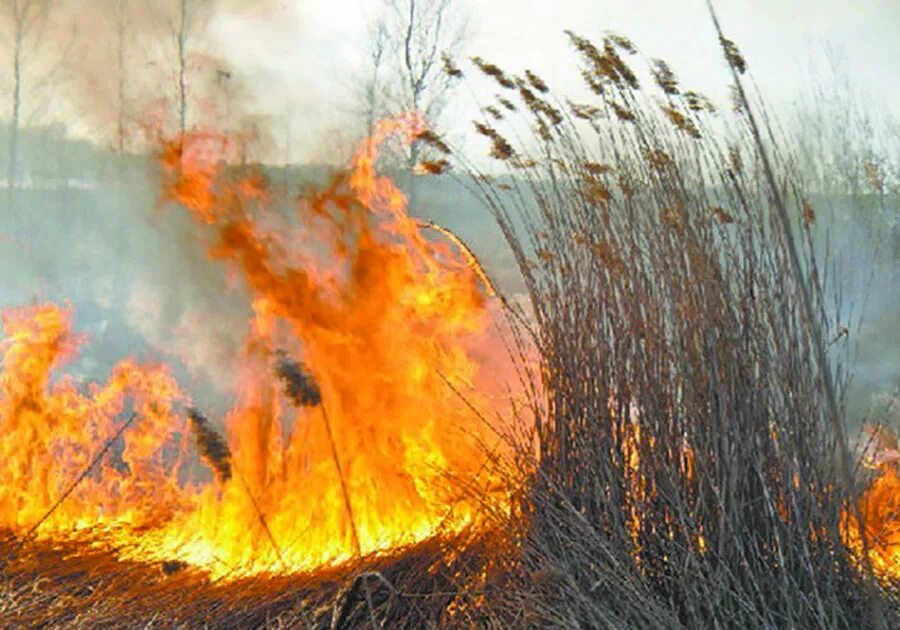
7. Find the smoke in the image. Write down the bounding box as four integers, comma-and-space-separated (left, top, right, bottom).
0, 1, 896, 430
0, 0, 305, 154
0, 1, 324, 408
813, 198, 900, 428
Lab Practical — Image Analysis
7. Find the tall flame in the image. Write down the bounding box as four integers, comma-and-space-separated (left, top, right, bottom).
842, 426, 900, 580
0, 117, 514, 577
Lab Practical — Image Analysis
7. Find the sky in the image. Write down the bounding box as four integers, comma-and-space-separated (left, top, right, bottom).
206, 0, 900, 163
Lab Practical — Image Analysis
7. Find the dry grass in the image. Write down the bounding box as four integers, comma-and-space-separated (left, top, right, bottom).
453, 20, 900, 629
0, 530, 507, 628
2, 14, 898, 630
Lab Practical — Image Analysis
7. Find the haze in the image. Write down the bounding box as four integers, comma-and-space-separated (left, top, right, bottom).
211, 0, 900, 162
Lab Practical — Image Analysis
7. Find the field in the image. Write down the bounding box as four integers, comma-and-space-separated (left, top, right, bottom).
0, 6, 899, 630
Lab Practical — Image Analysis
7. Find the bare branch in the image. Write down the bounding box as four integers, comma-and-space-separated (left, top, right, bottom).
355, 0, 468, 175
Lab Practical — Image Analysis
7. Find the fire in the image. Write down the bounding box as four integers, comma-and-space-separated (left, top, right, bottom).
0, 117, 514, 577
842, 426, 900, 580
0, 304, 186, 534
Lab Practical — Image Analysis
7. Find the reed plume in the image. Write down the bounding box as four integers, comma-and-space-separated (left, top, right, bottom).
275, 352, 322, 408
187, 408, 232, 484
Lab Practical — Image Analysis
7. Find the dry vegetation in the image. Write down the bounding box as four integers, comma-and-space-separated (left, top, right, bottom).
1, 11, 899, 630
0, 531, 505, 628
440, 10, 897, 627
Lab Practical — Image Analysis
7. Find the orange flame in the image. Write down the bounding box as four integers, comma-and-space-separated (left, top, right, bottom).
842, 426, 900, 580
0, 117, 515, 577
0, 304, 186, 533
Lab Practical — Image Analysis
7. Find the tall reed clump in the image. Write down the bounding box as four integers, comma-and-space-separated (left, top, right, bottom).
444, 24, 900, 629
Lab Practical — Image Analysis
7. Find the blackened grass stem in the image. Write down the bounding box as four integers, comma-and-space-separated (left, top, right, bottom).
230, 460, 287, 573
4, 412, 139, 564
321, 403, 363, 558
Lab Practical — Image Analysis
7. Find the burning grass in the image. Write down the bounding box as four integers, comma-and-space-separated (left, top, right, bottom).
1, 11, 899, 630
0, 116, 517, 586
450, 14, 900, 628
0, 530, 507, 628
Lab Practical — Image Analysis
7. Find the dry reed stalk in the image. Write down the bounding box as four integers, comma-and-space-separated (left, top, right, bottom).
276, 353, 362, 558
188, 406, 286, 572
2, 412, 139, 566
705, 3, 886, 627
455, 18, 898, 627
188, 408, 232, 483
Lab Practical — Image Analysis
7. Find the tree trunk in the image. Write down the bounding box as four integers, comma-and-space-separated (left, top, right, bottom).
116, 0, 126, 155
177, 0, 187, 138
7, 9, 24, 223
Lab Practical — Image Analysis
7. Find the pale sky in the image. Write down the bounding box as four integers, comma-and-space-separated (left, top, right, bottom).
208, 0, 899, 162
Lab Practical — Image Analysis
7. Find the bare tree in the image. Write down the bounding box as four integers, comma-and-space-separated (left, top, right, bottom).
342, 9, 393, 143
175, 0, 188, 136
115, 0, 129, 154
361, 0, 468, 207
147, 0, 211, 138
2, 0, 53, 208
390, 0, 467, 169
363, 19, 389, 139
